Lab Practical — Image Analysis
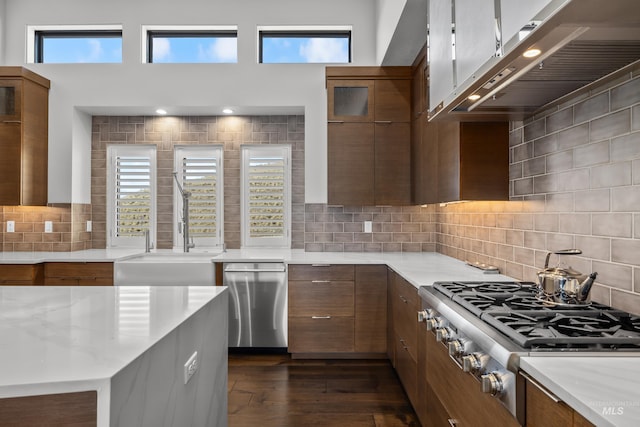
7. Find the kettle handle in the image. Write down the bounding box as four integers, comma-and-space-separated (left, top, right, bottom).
544, 249, 582, 268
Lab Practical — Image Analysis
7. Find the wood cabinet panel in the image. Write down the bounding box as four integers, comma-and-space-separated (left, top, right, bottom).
412, 114, 438, 205
438, 121, 509, 203
0, 391, 96, 426
288, 280, 354, 317
386, 268, 395, 363
395, 333, 418, 408
354, 265, 387, 353
374, 79, 411, 122
288, 316, 355, 353
426, 330, 519, 427
425, 381, 451, 427
288, 264, 355, 281
0, 68, 49, 206
44, 262, 113, 286
523, 373, 595, 427
0, 264, 44, 285
327, 122, 375, 205
374, 122, 411, 205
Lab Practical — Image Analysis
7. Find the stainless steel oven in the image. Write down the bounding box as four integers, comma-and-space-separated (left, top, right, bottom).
418, 281, 640, 425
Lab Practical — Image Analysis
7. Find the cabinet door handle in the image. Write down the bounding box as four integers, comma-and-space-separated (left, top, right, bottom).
374, 120, 392, 124
328, 120, 344, 124
311, 264, 331, 267
3, 120, 21, 124
448, 419, 458, 427
520, 371, 562, 403
311, 316, 331, 319
311, 280, 331, 284
399, 295, 408, 304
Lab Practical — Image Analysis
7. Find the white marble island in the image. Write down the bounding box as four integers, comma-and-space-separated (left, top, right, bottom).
0, 285, 228, 427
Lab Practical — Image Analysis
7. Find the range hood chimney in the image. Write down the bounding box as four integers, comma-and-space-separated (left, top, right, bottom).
432, 0, 640, 121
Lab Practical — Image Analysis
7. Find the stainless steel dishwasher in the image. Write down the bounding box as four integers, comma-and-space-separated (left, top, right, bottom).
224, 262, 287, 348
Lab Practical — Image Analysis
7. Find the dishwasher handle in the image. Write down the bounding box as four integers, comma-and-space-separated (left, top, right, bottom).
223, 263, 286, 273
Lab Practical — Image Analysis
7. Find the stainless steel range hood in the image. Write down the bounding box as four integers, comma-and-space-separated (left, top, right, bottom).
432, 0, 640, 121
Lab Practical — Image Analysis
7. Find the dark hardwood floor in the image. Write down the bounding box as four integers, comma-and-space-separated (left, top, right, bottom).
228, 353, 420, 427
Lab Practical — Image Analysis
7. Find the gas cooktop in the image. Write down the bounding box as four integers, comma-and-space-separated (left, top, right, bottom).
430, 281, 640, 352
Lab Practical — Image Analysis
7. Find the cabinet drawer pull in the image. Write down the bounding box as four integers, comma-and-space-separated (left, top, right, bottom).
448, 419, 458, 427
310, 264, 331, 267
3, 120, 21, 124
520, 371, 561, 403
311, 280, 331, 284
311, 316, 331, 319
374, 120, 392, 124
328, 121, 344, 124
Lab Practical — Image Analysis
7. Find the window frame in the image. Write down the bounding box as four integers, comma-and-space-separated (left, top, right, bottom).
106, 144, 157, 249
258, 26, 352, 64
241, 144, 292, 248
141, 25, 238, 63
173, 145, 224, 251
32, 27, 123, 64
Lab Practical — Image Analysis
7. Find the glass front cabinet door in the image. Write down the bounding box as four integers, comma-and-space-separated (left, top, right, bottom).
327, 80, 374, 122
0, 79, 22, 122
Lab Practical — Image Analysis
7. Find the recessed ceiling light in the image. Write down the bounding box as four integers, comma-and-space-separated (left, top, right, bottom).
156, 109, 167, 115
523, 48, 542, 58
468, 94, 481, 101
222, 108, 234, 114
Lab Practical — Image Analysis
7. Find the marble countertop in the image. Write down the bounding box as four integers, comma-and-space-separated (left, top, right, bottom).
4, 248, 640, 426
0, 285, 226, 398
520, 357, 640, 427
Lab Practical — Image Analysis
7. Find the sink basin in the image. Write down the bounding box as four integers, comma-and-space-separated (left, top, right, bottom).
114, 252, 221, 286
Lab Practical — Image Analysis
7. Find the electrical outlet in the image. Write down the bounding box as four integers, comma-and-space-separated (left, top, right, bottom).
364, 220, 372, 233
44, 221, 53, 233
86, 220, 92, 232
6, 221, 15, 233
183, 351, 198, 384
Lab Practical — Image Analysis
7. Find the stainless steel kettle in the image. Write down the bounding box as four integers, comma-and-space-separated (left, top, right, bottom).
536, 249, 598, 305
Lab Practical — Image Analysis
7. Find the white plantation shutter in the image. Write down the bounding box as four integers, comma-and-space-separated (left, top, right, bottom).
241, 145, 291, 248
174, 146, 223, 249
107, 145, 157, 248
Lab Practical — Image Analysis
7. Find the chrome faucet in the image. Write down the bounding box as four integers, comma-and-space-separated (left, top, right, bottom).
173, 172, 195, 252
144, 229, 153, 252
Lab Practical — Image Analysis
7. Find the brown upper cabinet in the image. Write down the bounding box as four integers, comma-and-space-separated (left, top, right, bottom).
409, 46, 509, 204
327, 67, 412, 206
437, 121, 509, 203
0, 67, 49, 206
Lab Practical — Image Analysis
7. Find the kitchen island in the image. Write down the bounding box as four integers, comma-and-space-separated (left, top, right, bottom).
0, 285, 228, 427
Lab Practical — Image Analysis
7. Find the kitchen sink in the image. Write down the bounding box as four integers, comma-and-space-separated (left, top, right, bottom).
114, 252, 221, 286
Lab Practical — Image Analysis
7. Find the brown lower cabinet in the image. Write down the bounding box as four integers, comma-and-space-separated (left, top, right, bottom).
523, 372, 595, 427
388, 269, 420, 408
0, 264, 44, 285
425, 329, 520, 427
0, 391, 96, 426
44, 262, 114, 286
288, 264, 387, 357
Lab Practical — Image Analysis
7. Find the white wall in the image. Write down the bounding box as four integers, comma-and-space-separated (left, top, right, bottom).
375, 0, 407, 65
2, 0, 378, 204
0, 0, 5, 64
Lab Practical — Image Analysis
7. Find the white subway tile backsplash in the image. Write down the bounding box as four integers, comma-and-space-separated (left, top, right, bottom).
592, 213, 633, 238
611, 131, 640, 161
573, 140, 610, 168
612, 186, 640, 211
574, 92, 609, 124
590, 109, 631, 142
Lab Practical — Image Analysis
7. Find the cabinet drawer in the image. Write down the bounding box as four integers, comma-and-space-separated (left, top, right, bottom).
289, 316, 354, 353
395, 333, 418, 407
0, 264, 44, 285
289, 280, 354, 317
288, 264, 354, 281
44, 262, 113, 286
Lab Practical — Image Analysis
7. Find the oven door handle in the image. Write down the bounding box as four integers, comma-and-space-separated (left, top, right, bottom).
520, 371, 562, 403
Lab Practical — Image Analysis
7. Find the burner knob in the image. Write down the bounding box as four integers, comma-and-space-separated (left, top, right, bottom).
461, 353, 486, 373
448, 338, 470, 358
417, 309, 434, 323
481, 372, 505, 396
425, 317, 442, 331
435, 327, 454, 342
